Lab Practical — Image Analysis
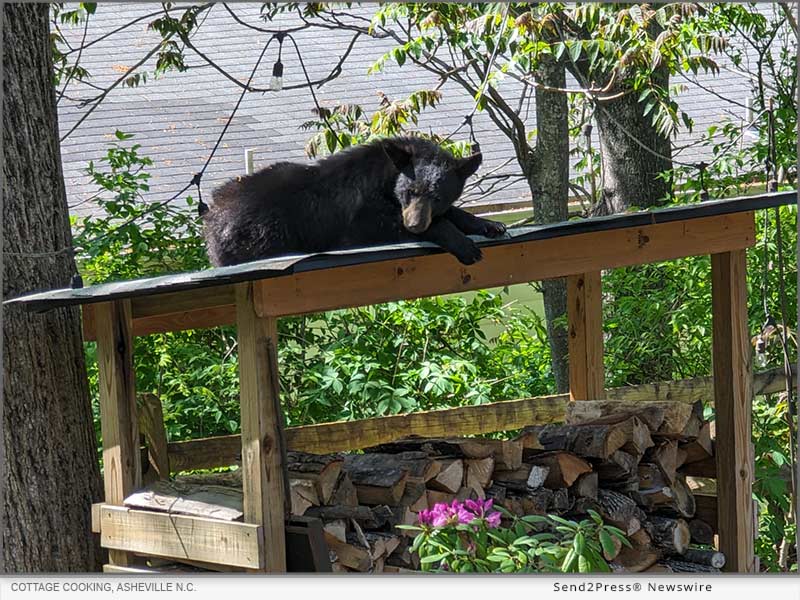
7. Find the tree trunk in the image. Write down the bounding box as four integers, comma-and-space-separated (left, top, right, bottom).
3, 4, 103, 572
592, 67, 672, 215
529, 55, 570, 393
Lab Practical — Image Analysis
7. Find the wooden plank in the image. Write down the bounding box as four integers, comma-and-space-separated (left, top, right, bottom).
137, 393, 170, 482
711, 250, 754, 572
99, 505, 263, 569
236, 281, 287, 572
94, 299, 141, 567
165, 366, 788, 471
123, 480, 244, 521
567, 271, 604, 401
81, 213, 755, 339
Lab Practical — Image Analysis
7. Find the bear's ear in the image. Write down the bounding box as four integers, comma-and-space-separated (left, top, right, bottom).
381, 139, 413, 172
455, 153, 482, 179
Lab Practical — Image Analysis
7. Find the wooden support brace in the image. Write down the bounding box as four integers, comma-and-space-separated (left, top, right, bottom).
568, 271, 605, 401
711, 250, 755, 572
94, 299, 141, 567
236, 281, 288, 572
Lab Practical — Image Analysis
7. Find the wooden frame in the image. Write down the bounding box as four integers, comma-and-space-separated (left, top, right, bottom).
86, 210, 759, 573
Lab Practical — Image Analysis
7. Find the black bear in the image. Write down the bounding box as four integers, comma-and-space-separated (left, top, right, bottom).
201, 136, 507, 267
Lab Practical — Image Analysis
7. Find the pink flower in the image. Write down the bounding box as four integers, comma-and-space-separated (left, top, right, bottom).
417, 509, 434, 526
485, 511, 502, 529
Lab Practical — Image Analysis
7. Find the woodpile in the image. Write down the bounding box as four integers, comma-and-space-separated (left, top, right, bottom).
124, 401, 722, 573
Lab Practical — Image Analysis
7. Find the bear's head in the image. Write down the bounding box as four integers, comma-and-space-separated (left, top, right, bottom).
382, 138, 482, 234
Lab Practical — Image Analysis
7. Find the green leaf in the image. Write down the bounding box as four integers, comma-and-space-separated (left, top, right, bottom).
599, 529, 616, 558
420, 552, 449, 564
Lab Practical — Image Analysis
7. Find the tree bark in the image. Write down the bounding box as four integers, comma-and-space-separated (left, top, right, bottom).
3, 4, 103, 572
592, 66, 672, 215
529, 55, 570, 393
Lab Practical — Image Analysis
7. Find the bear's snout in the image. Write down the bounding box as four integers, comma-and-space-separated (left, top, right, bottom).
402, 200, 432, 234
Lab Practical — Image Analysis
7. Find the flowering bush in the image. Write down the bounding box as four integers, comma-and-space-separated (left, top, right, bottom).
400, 501, 630, 573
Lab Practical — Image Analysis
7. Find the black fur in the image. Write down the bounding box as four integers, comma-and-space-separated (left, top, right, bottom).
201, 136, 507, 267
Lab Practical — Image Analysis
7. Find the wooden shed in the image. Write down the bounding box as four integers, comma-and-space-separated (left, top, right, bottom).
7, 191, 796, 573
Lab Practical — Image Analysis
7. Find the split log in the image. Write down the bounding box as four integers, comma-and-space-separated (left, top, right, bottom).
595, 450, 638, 482
426, 489, 455, 507
287, 452, 344, 505
610, 528, 659, 573
399, 482, 428, 513
324, 532, 371, 571
323, 520, 347, 543
645, 516, 690, 555
680, 423, 714, 464
330, 473, 359, 507
550, 488, 572, 513
679, 401, 704, 439
676, 548, 726, 569
306, 505, 394, 530
343, 455, 408, 505
666, 475, 696, 518
427, 459, 464, 494
659, 558, 720, 573
571, 472, 598, 500
679, 455, 716, 478
528, 452, 592, 488
517, 489, 554, 515
638, 463, 669, 490
526, 465, 549, 490
688, 519, 715, 545
564, 401, 666, 431
344, 452, 433, 484
369, 437, 521, 470
594, 489, 645, 535
484, 484, 507, 504
647, 440, 680, 484
290, 479, 319, 516
124, 480, 243, 521
465, 457, 494, 489
517, 418, 652, 460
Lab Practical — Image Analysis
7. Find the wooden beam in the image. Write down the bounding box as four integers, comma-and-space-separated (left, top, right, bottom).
94, 300, 141, 567
165, 366, 791, 472
236, 281, 287, 572
137, 393, 170, 483
98, 505, 263, 569
82, 212, 755, 339
567, 271, 604, 400
711, 250, 755, 572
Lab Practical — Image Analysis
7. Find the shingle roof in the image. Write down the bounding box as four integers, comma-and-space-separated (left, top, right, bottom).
56, 3, 763, 218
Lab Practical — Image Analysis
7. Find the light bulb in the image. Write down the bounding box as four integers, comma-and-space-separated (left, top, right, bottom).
755, 335, 768, 368
755, 349, 768, 368
270, 60, 284, 92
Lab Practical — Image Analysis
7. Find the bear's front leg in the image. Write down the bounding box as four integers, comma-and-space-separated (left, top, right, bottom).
445, 207, 507, 238
418, 217, 483, 265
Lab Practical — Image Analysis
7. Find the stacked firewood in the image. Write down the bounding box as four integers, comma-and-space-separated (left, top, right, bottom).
281, 400, 722, 573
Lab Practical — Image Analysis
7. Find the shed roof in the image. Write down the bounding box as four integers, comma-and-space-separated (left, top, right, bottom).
6, 190, 795, 313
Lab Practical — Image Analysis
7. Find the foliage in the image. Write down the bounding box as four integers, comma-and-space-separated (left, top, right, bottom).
401, 500, 629, 573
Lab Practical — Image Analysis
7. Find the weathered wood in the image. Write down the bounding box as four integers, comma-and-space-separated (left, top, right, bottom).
289, 479, 319, 516
526, 465, 550, 490
323, 520, 347, 543
567, 401, 692, 436
524, 421, 635, 459
688, 518, 715, 545
99, 505, 263, 569
711, 249, 754, 572
344, 452, 434, 486
236, 282, 287, 572
528, 452, 592, 488
123, 480, 243, 521
593, 490, 645, 535
595, 450, 639, 482
330, 473, 359, 507
571, 472, 598, 500
137, 393, 170, 483
645, 516, 690, 555
324, 532, 370, 571
399, 482, 428, 513
305, 505, 394, 530
660, 558, 721, 573
567, 271, 604, 401
465, 457, 495, 490
164, 369, 781, 472
680, 422, 714, 464
647, 441, 680, 485
288, 452, 343, 505
677, 548, 726, 569
95, 300, 141, 567
428, 459, 464, 494
426, 490, 456, 507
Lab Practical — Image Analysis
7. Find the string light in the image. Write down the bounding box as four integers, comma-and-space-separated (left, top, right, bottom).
270, 32, 285, 92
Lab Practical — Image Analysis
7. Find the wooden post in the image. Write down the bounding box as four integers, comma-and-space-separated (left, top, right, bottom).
711, 250, 755, 572
236, 281, 287, 572
567, 271, 605, 401
137, 393, 170, 483
94, 299, 141, 567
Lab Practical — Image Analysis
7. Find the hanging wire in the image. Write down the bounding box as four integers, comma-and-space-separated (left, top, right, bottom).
8, 34, 276, 259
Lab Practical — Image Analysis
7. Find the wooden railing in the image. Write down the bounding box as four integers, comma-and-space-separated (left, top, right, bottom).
159, 366, 795, 473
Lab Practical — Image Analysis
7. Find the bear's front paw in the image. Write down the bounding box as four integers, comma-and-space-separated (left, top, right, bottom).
453, 240, 483, 265
481, 220, 507, 238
